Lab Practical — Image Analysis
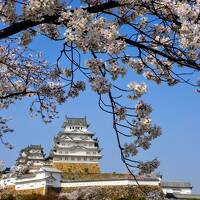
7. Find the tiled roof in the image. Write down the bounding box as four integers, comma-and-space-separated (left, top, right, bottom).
19, 145, 43, 153
166, 193, 200, 199
28, 145, 43, 149
62, 176, 160, 183
61, 173, 161, 182
40, 167, 61, 173
161, 181, 192, 188
17, 174, 36, 179
63, 117, 88, 127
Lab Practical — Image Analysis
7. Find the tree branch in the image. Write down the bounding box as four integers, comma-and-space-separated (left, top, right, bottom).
122, 37, 200, 71
0, 1, 121, 39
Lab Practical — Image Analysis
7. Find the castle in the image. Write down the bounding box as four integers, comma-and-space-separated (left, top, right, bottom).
16, 145, 45, 173
15, 117, 101, 174
1, 117, 199, 199
52, 117, 101, 173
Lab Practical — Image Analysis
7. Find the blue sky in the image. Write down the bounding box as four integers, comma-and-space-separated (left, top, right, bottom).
1, 13, 200, 194
1, 66, 200, 193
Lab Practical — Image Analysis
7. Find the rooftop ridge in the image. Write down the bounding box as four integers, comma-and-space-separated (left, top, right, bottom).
161, 181, 192, 188
62, 117, 88, 128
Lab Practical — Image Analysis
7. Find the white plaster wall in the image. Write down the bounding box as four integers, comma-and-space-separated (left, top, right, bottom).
61, 179, 160, 188
0, 177, 16, 188
1, 172, 161, 192
14, 172, 45, 186
15, 180, 46, 190
3, 171, 62, 190
64, 127, 88, 132
162, 188, 192, 194
54, 151, 99, 156
57, 142, 96, 148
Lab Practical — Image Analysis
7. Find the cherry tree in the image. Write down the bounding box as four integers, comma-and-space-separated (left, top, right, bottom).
0, 0, 199, 176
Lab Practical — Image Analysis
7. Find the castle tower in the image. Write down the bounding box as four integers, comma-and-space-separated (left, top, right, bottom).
52, 117, 102, 173
16, 145, 45, 173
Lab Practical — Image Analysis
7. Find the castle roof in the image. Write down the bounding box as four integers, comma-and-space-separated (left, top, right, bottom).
28, 145, 43, 149
166, 193, 200, 199
39, 167, 61, 173
62, 117, 88, 127
54, 131, 94, 141
19, 145, 43, 153
161, 181, 192, 188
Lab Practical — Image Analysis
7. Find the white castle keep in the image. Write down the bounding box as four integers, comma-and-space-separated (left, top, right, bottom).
52, 117, 102, 173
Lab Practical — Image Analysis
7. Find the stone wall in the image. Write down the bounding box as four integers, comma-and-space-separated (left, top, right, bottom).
15, 187, 46, 195
53, 162, 100, 173
3, 185, 15, 193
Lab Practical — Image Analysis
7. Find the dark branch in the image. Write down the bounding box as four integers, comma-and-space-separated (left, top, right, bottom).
0, 1, 121, 39
122, 37, 200, 71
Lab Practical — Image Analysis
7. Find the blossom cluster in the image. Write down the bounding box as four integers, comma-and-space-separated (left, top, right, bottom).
115, 107, 126, 121
86, 59, 104, 75
127, 82, 147, 99
90, 76, 111, 94
60, 9, 126, 53
23, 0, 60, 21
124, 100, 161, 154
1, 163, 32, 179
20, 31, 34, 46
109, 60, 127, 80
137, 159, 160, 174
0, 116, 14, 150
0, 0, 16, 23
123, 143, 138, 157
38, 24, 60, 40
68, 81, 86, 98
0, 43, 73, 124
125, 58, 145, 75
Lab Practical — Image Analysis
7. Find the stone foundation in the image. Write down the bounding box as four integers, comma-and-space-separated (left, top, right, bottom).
15, 187, 46, 195
53, 162, 100, 173
4, 185, 15, 193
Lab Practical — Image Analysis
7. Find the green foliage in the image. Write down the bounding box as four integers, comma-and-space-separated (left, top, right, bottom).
15, 194, 41, 200
188, 199, 199, 200
1, 192, 58, 200
1, 193, 16, 200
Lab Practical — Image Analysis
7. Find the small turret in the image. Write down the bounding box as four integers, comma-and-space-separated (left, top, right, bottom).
16, 145, 46, 173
